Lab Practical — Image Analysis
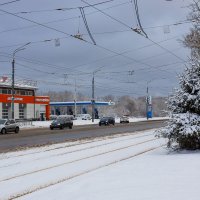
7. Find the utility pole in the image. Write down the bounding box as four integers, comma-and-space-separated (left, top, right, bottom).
74, 77, 77, 118
92, 72, 95, 122
11, 58, 15, 119
12, 42, 30, 119
146, 83, 149, 120
91, 66, 104, 122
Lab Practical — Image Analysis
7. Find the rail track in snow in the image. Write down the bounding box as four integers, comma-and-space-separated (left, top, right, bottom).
0, 129, 165, 200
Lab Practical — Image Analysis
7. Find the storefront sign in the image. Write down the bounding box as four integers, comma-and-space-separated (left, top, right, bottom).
35, 98, 49, 102
7, 97, 23, 101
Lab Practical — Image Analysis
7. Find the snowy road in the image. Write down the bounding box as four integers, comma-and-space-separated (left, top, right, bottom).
0, 129, 165, 200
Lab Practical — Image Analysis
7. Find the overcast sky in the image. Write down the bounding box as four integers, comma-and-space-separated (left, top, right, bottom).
0, 0, 193, 98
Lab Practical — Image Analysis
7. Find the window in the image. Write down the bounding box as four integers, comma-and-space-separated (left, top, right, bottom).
2, 103, 10, 119
2, 89, 8, 94
16, 90, 20, 95
2, 109, 8, 119
28, 91, 33, 96
20, 90, 25, 95
10, 120, 15, 124
19, 104, 25, 119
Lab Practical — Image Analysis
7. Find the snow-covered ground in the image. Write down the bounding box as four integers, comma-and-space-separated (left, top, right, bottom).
19, 117, 168, 129
0, 129, 199, 200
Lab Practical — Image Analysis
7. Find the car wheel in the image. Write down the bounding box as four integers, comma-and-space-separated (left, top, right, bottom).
60, 126, 64, 129
69, 125, 72, 129
50, 127, 53, 130
99, 124, 101, 126
1, 128, 6, 134
15, 127, 19, 133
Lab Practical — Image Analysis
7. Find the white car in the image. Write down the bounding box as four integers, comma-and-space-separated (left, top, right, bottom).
81, 114, 92, 120
120, 116, 129, 123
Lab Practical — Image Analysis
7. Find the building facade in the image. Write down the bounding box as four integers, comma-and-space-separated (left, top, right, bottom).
0, 76, 50, 120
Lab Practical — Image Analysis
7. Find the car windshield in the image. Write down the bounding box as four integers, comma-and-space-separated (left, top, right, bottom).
52, 119, 62, 123
101, 117, 109, 120
0, 119, 6, 124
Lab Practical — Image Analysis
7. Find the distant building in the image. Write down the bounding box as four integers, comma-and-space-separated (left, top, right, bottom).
0, 76, 50, 120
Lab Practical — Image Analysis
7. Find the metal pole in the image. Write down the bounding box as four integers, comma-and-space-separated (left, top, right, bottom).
11, 42, 30, 119
92, 73, 95, 122
74, 78, 77, 118
11, 58, 15, 119
146, 83, 149, 120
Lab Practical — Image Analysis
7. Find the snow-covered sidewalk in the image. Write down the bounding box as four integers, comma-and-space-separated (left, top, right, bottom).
0, 129, 199, 200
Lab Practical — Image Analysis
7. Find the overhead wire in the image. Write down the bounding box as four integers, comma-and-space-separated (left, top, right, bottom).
0, 0, 130, 35
132, 0, 148, 38
0, 27, 184, 78
10, 0, 114, 14
81, 0, 187, 63
0, 1, 189, 94
79, 7, 96, 45
0, 0, 20, 6
0, 8, 92, 44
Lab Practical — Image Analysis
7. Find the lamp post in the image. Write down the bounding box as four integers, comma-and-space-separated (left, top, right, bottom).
11, 42, 30, 119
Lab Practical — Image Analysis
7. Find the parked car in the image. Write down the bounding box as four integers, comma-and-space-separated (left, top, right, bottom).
82, 114, 92, 120
120, 116, 129, 123
76, 114, 92, 120
50, 115, 58, 120
50, 117, 73, 130
99, 117, 115, 126
57, 115, 75, 120
0, 119, 20, 134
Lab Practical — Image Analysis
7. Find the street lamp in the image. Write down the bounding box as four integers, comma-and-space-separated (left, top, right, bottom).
11, 42, 30, 119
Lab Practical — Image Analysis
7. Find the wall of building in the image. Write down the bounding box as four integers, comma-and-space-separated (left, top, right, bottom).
26, 104, 34, 119
0, 89, 50, 119
14, 103, 19, 119
0, 103, 2, 118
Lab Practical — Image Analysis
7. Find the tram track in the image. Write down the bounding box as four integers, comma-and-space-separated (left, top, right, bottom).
0, 128, 166, 200
8, 145, 164, 200
0, 131, 155, 169
0, 137, 156, 182
0, 130, 154, 161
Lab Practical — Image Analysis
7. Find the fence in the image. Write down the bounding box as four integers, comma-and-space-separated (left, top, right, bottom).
15, 119, 33, 127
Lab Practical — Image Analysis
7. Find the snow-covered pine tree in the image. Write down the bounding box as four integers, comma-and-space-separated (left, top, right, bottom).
157, 60, 200, 150
157, 1, 200, 150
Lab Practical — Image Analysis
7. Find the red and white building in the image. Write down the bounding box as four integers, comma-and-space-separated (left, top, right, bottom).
0, 76, 50, 120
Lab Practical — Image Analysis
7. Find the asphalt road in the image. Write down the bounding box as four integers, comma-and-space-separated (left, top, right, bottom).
0, 120, 167, 153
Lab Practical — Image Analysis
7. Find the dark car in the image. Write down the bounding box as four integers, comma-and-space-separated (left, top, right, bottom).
0, 119, 20, 134
99, 117, 115, 126
50, 117, 73, 130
